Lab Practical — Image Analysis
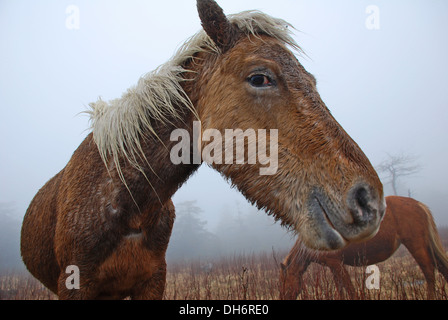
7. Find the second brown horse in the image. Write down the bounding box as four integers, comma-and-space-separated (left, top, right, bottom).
280, 196, 448, 299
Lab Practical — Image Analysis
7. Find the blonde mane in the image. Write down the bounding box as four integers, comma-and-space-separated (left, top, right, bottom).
86, 10, 300, 186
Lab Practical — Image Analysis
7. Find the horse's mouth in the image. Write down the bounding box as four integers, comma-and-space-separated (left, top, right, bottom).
306, 191, 348, 250
315, 196, 338, 232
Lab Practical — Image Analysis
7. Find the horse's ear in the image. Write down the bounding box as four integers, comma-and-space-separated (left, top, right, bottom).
197, 0, 234, 50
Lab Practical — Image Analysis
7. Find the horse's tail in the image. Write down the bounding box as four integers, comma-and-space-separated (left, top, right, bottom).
419, 202, 448, 281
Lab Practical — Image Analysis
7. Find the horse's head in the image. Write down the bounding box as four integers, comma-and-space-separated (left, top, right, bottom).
193, 0, 385, 250
279, 261, 305, 300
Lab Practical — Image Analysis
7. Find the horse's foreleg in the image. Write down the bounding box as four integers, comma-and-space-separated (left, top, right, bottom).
328, 261, 356, 300
57, 272, 100, 300
130, 263, 167, 300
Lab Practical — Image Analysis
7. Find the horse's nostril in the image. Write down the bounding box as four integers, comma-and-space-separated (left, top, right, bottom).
348, 184, 376, 225
355, 187, 369, 211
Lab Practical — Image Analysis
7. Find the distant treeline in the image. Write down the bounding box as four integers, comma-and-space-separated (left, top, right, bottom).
166, 200, 294, 262
0, 203, 22, 271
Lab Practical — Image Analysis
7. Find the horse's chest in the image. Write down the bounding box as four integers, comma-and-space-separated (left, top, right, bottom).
96, 234, 161, 295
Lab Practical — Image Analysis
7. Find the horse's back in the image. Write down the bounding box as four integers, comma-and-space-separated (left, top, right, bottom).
385, 196, 429, 239
20, 169, 64, 294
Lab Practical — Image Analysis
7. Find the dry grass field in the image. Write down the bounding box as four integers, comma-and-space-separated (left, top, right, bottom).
162, 246, 448, 300
1, 227, 447, 300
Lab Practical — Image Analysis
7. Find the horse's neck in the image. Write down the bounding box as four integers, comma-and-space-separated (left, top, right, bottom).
287, 241, 315, 266
113, 56, 207, 212
114, 109, 199, 213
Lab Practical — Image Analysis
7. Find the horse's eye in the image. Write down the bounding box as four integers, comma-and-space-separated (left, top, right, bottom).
248, 74, 273, 88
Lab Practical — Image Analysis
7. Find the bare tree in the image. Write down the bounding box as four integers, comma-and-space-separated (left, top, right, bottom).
376, 153, 421, 196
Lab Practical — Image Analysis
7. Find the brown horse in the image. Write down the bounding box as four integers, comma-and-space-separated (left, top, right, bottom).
280, 196, 448, 300
21, 0, 385, 299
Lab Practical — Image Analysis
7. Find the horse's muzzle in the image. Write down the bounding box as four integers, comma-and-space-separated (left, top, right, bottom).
306, 183, 385, 250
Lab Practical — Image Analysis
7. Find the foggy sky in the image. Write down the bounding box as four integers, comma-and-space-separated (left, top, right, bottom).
1, 0, 447, 235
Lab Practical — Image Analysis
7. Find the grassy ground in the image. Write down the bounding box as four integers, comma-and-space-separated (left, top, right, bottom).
162, 247, 448, 300
2, 228, 447, 300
